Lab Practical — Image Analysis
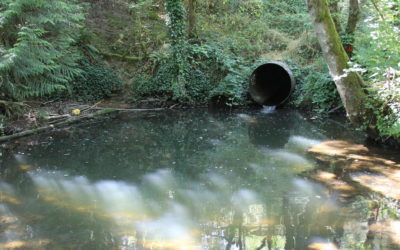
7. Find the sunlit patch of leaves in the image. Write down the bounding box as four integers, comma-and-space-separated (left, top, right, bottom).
352, 0, 400, 138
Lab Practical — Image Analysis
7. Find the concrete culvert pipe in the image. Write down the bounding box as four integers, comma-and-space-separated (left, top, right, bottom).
249, 61, 295, 107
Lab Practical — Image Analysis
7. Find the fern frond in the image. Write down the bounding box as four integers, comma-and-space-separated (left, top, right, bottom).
0, 0, 85, 100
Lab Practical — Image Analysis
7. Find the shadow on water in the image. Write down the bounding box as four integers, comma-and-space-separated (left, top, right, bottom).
0, 108, 399, 249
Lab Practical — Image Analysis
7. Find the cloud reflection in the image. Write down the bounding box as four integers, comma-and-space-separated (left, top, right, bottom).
28, 169, 283, 249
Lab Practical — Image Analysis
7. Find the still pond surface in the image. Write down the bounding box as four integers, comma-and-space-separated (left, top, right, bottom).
1, 108, 400, 249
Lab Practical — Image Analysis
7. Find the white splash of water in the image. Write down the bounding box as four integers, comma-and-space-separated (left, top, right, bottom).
261, 105, 276, 113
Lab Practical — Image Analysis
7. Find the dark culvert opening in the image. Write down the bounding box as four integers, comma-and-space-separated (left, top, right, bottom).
249, 62, 295, 107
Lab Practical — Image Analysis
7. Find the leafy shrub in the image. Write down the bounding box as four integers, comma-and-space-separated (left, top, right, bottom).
364, 72, 400, 139
303, 70, 340, 113
289, 60, 341, 113
262, 0, 309, 36
352, 1, 400, 138
72, 60, 122, 102
185, 68, 214, 103
133, 0, 251, 106
285, 59, 307, 104
132, 42, 252, 106
209, 71, 248, 106
286, 32, 321, 64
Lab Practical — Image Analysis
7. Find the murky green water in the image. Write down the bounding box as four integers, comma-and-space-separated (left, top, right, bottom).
1, 108, 400, 249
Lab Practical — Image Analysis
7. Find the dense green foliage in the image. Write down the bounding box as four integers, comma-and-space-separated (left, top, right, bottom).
196, 0, 311, 60
133, 42, 254, 106
352, 0, 400, 138
130, 0, 320, 106
0, 0, 84, 100
289, 61, 340, 113
131, 0, 262, 106
165, 0, 188, 100
72, 59, 122, 102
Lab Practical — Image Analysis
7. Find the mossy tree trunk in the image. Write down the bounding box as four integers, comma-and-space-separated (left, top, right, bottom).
188, 0, 197, 39
166, 0, 188, 99
346, 0, 361, 35
329, 0, 342, 33
342, 0, 360, 57
306, 0, 375, 131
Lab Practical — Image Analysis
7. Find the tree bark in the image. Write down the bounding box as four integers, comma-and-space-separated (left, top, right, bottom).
346, 0, 361, 35
329, 0, 342, 34
188, 0, 197, 39
369, 0, 385, 20
306, 0, 374, 129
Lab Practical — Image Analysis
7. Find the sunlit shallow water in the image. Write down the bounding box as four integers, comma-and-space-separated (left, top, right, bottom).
1, 108, 399, 249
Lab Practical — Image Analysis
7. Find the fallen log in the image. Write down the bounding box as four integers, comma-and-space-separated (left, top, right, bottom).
92, 107, 166, 112
0, 109, 116, 143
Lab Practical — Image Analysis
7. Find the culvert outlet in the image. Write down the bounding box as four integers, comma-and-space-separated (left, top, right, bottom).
249, 61, 295, 106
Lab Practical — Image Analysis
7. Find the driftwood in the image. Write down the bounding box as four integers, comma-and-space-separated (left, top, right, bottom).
45, 114, 71, 120
0, 105, 171, 143
91, 107, 166, 112
0, 109, 116, 143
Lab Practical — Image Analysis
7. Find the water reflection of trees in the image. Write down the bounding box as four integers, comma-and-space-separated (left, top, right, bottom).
307, 140, 400, 249
1, 164, 338, 249
1, 110, 400, 249
2, 110, 231, 180
0, 110, 343, 249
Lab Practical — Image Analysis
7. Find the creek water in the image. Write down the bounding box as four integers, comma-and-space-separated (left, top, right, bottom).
0, 108, 399, 249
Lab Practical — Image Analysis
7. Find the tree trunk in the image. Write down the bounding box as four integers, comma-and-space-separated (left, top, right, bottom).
306, 0, 374, 130
369, 0, 385, 20
342, 0, 360, 57
329, 0, 342, 34
188, 0, 197, 39
166, 0, 187, 99
346, 0, 361, 35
